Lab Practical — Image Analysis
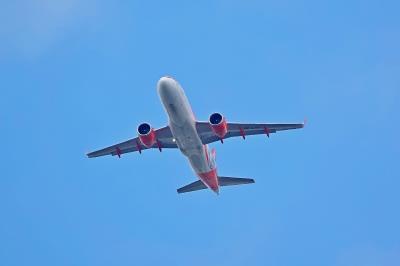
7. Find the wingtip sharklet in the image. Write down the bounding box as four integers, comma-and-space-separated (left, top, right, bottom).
303, 118, 307, 127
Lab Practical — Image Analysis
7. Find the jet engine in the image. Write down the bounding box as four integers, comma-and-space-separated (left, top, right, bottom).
209, 112, 228, 138
137, 123, 156, 147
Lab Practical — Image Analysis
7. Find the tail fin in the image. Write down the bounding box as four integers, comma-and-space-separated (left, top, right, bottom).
177, 176, 254, 194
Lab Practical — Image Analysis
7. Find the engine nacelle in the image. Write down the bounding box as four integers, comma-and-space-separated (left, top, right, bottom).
137, 123, 156, 147
209, 113, 228, 138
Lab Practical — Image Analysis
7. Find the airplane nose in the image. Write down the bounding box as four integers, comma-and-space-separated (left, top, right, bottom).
157, 76, 177, 97
158, 76, 175, 88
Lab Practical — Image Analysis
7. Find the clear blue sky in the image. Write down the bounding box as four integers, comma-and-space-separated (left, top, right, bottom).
1, 1, 399, 265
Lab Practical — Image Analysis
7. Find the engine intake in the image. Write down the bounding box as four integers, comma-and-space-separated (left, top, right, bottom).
137, 123, 156, 147
209, 113, 228, 138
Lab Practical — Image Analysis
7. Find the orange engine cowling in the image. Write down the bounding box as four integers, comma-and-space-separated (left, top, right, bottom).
137, 123, 156, 147
209, 113, 228, 138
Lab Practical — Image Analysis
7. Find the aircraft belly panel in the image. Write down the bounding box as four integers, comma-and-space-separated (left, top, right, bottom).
170, 120, 211, 174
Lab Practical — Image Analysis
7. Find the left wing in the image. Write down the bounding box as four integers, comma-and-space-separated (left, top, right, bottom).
196, 121, 304, 144
87, 126, 177, 158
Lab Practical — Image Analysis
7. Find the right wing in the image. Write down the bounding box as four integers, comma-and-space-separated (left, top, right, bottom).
87, 125, 177, 158
196, 121, 304, 144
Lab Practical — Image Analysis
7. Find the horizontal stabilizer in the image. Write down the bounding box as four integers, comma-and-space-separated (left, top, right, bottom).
177, 176, 254, 194
218, 176, 255, 187
177, 180, 207, 194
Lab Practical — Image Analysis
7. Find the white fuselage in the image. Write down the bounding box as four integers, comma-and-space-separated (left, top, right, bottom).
157, 77, 215, 178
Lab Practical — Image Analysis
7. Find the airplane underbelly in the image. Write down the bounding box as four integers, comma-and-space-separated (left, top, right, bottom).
170, 120, 210, 173
158, 77, 211, 174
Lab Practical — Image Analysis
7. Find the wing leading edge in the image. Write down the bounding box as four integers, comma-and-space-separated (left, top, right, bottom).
86, 125, 178, 158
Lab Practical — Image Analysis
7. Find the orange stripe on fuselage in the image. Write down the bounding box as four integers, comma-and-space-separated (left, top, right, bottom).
197, 168, 219, 193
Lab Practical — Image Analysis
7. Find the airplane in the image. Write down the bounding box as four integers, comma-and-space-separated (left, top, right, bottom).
87, 76, 305, 194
